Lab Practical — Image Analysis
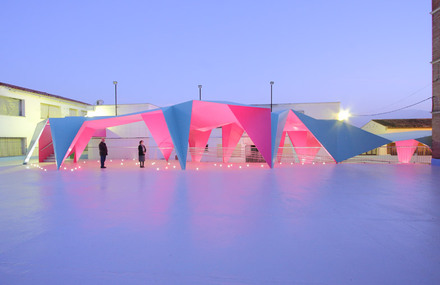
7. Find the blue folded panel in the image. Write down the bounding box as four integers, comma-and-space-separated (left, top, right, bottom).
50, 117, 88, 169
294, 111, 391, 162
271, 110, 289, 166
162, 101, 193, 170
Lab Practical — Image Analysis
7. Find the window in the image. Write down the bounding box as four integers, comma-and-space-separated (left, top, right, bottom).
245, 144, 266, 162
0, 95, 24, 116
40, 103, 61, 119
361, 148, 378, 155
80, 110, 87, 117
69, 108, 78, 116
0, 138, 26, 157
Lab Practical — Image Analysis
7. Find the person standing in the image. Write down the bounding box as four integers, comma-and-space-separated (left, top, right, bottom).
99, 138, 108, 168
138, 140, 146, 168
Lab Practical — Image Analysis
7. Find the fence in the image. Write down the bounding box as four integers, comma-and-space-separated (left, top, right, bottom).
84, 142, 432, 164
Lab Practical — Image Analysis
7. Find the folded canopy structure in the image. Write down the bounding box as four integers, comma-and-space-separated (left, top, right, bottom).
378, 131, 433, 163
24, 100, 395, 170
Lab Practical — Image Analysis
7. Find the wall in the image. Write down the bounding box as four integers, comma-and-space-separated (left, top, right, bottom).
433, 0, 440, 159
0, 85, 91, 159
252, 102, 341, 120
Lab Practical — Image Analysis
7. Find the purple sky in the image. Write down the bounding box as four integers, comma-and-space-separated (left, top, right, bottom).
0, 0, 432, 116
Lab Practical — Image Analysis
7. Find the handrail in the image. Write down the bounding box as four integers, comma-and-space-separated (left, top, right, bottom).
40, 142, 53, 152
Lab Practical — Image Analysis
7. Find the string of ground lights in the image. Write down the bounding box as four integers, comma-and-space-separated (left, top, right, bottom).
23, 100, 433, 170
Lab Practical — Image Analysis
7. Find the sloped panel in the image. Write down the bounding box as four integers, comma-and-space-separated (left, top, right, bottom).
188, 129, 212, 162
141, 110, 174, 161
294, 111, 391, 162
162, 101, 193, 169
271, 111, 289, 165
49, 117, 87, 169
222, 123, 244, 163
229, 105, 272, 167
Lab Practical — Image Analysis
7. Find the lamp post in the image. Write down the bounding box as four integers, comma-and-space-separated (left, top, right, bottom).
113, 81, 118, 116
270, 81, 274, 112
198, 85, 202, 101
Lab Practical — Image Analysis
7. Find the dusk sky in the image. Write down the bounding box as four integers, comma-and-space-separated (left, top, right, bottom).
0, 0, 432, 117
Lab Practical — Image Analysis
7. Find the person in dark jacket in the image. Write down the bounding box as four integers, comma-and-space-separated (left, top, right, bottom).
99, 138, 108, 168
138, 140, 146, 168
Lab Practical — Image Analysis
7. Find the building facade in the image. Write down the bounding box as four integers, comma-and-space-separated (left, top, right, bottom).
432, 0, 440, 161
0, 82, 91, 159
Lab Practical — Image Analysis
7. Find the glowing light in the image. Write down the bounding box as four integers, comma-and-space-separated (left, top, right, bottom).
247, 164, 249, 167
173, 166, 176, 168
261, 165, 264, 167
196, 168, 199, 171
227, 165, 230, 168
239, 166, 242, 169
71, 169, 74, 172
337, 109, 351, 121
110, 160, 112, 162
121, 163, 124, 165
64, 167, 67, 170
156, 168, 159, 171
78, 166, 81, 169
44, 169, 47, 171
214, 163, 217, 166
165, 167, 168, 169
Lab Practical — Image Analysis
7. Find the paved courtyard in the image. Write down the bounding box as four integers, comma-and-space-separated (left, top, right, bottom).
1, 161, 439, 284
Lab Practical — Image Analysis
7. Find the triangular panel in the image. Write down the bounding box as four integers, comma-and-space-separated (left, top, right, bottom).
162, 101, 193, 169
294, 111, 391, 162
271, 111, 289, 165
188, 129, 212, 162
222, 123, 244, 163
229, 105, 272, 167
50, 117, 87, 169
142, 111, 174, 161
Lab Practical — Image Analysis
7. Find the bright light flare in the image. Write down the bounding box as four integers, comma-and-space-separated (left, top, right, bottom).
337, 109, 351, 121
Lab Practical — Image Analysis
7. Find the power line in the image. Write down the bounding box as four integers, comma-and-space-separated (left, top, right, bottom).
352, 97, 432, 117
370, 84, 431, 112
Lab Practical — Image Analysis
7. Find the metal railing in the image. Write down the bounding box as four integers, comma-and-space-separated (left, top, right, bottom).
80, 145, 433, 164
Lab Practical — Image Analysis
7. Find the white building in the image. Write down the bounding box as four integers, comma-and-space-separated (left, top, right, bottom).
0, 82, 91, 160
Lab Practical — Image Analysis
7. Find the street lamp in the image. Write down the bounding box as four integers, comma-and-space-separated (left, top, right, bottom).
113, 81, 118, 116
270, 81, 274, 112
198, 85, 202, 101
